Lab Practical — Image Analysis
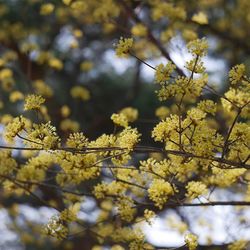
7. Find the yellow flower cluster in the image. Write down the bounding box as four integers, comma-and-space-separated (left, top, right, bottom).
115, 127, 141, 150
185, 57, 205, 74
207, 167, 246, 187
24, 122, 60, 149
185, 233, 198, 250
152, 114, 179, 142
93, 181, 124, 199
228, 240, 248, 250
111, 113, 128, 127
66, 132, 89, 149
60, 119, 80, 132
43, 216, 68, 239
150, 2, 186, 21
185, 181, 208, 200
33, 80, 53, 98
60, 203, 81, 222
0, 150, 17, 176
144, 209, 156, 225
148, 179, 174, 209
40, 3, 55, 15
55, 151, 99, 184
229, 64, 246, 84
140, 158, 171, 178
156, 74, 208, 101
3, 116, 27, 142
48, 58, 63, 70
191, 12, 208, 25
24, 94, 45, 111
155, 106, 170, 120
80, 61, 94, 72
117, 196, 136, 222
70, 86, 90, 101
187, 38, 208, 57
111, 107, 138, 127
131, 24, 147, 37
115, 37, 133, 58
9, 91, 24, 102
155, 62, 176, 84
197, 100, 217, 115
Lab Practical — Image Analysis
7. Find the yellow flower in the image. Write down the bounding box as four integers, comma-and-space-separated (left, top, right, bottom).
148, 179, 174, 209
131, 24, 147, 37
70, 86, 90, 101
3, 116, 27, 142
155, 62, 176, 84
24, 94, 45, 111
33, 80, 53, 97
60, 119, 80, 132
185, 181, 208, 199
228, 240, 248, 250
111, 113, 128, 127
197, 100, 217, 115
66, 132, 89, 149
229, 64, 246, 84
61, 105, 71, 117
9, 91, 24, 102
115, 37, 133, 57
155, 106, 170, 120
0, 68, 13, 80
144, 209, 156, 225
192, 12, 208, 25
187, 38, 208, 57
48, 58, 63, 70
62, 0, 72, 5
40, 3, 54, 15
185, 233, 198, 250
80, 61, 94, 72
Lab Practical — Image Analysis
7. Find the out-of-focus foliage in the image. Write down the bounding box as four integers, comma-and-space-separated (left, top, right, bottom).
0, 0, 250, 250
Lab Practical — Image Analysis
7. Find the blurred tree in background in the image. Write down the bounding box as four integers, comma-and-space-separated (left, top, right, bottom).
0, 0, 250, 249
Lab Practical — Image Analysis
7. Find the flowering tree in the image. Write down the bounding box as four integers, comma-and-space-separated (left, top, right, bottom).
0, 0, 250, 249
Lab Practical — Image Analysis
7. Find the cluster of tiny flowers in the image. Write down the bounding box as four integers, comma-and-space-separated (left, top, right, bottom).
25, 122, 60, 149
144, 209, 156, 225
119, 107, 138, 122
228, 240, 248, 250
185, 233, 198, 250
187, 38, 208, 57
43, 216, 68, 239
117, 196, 136, 222
115, 37, 133, 57
185, 57, 205, 73
148, 179, 174, 209
0, 150, 17, 176
229, 64, 245, 84
155, 62, 176, 84
116, 127, 141, 150
185, 181, 208, 200
3, 116, 26, 142
152, 114, 179, 142
24, 94, 45, 111
197, 100, 217, 115
66, 132, 89, 149
111, 107, 138, 128
60, 203, 81, 222
111, 113, 128, 127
